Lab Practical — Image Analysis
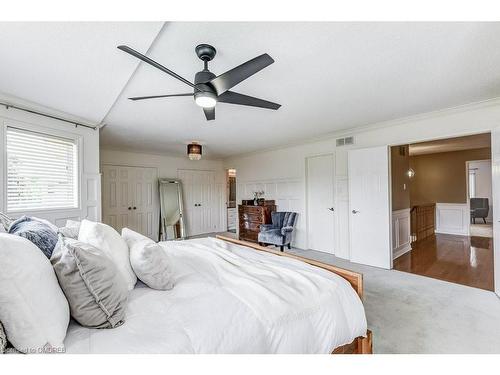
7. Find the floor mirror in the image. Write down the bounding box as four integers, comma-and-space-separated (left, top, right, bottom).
159, 178, 186, 241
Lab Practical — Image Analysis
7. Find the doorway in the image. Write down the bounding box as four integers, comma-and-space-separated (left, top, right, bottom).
391, 133, 494, 291
226, 169, 237, 233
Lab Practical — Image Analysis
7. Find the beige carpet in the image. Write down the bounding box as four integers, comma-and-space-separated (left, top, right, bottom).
470, 223, 493, 238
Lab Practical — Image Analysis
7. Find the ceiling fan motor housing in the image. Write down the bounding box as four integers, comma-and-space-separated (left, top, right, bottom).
194, 70, 217, 102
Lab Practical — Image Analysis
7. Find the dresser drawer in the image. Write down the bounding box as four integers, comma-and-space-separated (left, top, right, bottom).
240, 221, 262, 232
239, 211, 263, 223
240, 206, 263, 215
239, 230, 258, 242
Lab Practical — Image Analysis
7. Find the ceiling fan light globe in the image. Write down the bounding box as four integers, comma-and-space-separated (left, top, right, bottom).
195, 95, 217, 108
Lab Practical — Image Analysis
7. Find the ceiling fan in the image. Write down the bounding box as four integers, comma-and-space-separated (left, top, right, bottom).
117, 44, 281, 121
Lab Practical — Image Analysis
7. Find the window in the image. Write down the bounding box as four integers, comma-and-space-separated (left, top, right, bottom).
6, 127, 78, 212
469, 169, 476, 199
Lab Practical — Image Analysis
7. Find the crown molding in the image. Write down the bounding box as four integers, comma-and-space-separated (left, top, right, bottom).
0, 91, 102, 129
223, 96, 500, 161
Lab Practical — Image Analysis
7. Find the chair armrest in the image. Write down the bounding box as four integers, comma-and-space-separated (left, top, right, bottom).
260, 224, 275, 232
281, 226, 294, 236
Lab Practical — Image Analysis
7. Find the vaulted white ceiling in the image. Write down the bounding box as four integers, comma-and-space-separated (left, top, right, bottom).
2, 22, 500, 159
0, 22, 163, 123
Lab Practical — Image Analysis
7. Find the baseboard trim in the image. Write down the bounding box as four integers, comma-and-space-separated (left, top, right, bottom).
435, 230, 468, 236
393, 243, 412, 260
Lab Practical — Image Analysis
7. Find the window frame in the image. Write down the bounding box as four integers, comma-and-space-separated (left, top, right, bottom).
468, 168, 477, 199
2, 120, 83, 214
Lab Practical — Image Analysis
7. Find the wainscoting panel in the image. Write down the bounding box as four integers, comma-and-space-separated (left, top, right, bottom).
435, 203, 469, 236
237, 178, 305, 248
335, 176, 350, 259
392, 208, 411, 259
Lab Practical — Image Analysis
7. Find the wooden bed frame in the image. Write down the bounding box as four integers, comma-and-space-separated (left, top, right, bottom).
216, 235, 373, 354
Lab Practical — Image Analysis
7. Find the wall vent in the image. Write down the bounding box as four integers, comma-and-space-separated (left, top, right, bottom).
336, 136, 354, 147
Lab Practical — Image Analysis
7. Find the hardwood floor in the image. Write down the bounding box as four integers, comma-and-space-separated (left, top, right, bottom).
393, 233, 494, 291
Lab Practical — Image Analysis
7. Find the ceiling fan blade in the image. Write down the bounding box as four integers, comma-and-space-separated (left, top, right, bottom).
208, 54, 274, 95
128, 93, 193, 101
203, 107, 215, 121
217, 91, 281, 110
118, 45, 201, 92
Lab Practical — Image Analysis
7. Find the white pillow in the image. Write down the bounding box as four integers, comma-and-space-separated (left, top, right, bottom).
121, 227, 153, 247
0, 234, 69, 353
122, 228, 174, 291
78, 220, 137, 291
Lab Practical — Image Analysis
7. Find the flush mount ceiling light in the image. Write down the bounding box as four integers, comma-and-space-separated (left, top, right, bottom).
117, 43, 280, 121
194, 90, 217, 108
187, 142, 202, 161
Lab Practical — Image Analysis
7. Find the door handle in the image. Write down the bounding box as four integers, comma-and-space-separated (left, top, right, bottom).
328, 207, 335, 212
352, 210, 360, 214
133, 207, 137, 210
128, 207, 132, 210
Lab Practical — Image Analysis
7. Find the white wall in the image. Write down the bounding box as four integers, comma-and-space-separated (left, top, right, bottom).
468, 159, 493, 222
100, 149, 227, 232
0, 98, 101, 227
224, 99, 500, 258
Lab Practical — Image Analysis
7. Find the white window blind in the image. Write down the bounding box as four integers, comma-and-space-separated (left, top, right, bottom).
6, 127, 78, 212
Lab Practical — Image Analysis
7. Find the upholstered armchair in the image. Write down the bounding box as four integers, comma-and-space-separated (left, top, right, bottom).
258, 211, 298, 251
470, 198, 489, 224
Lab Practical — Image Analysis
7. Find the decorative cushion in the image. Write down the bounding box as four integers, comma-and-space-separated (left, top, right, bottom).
0, 320, 6, 354
51, 236, 128, 328
121, 227, 153, 248
8, 216, 58, 258
58, 219, 81, 239
78, 220, 137, 291
122, 228, 174, 291
0, 233, 69, 353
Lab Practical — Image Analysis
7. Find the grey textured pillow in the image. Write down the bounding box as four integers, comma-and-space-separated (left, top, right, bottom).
50, 236, 128, 328
0, 320, 6, 354
9, 216, 58, 258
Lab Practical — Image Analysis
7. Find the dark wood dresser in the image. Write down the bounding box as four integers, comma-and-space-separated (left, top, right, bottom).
238, 200, 276, 243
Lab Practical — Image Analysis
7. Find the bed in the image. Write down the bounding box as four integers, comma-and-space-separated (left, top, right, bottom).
63, 236, 371, 354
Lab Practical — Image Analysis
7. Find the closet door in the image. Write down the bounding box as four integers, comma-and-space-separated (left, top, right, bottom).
102, 165, 133, 231
199, 170, 216, 234
102, 165, 158, 240
306, 154, 336, 254
131, 167, 158, 240
178, 169, 219, 237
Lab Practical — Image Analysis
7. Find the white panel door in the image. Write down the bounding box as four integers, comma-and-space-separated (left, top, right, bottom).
102, 165, 158, 240
102, 165, 133, 231
131, 167, 158, 240
178, 169, 219, 236
306, 154, 336, 253
491, 128, 500, 295
348, 146, 391, 269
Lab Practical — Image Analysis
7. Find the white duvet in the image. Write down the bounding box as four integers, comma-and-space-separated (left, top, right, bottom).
64, 237, 367, 353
